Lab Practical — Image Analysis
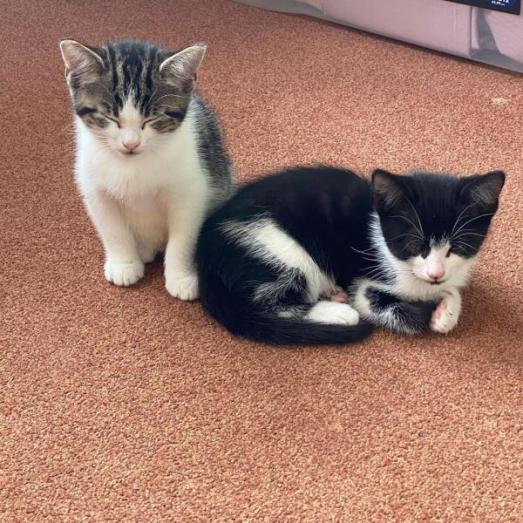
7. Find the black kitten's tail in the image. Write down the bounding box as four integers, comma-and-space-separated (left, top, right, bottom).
230, 312, 374, 345
199, 272, 373, 346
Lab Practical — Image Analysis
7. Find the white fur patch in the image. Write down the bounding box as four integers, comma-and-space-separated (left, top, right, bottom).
305, 301, 360, 326
221, 218, 335, 302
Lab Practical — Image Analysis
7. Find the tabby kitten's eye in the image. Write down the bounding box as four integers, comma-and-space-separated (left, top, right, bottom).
165, 110, 184, 119
141, 116, 159, 129
76, 107, 96, 117
105, 115, 120, 128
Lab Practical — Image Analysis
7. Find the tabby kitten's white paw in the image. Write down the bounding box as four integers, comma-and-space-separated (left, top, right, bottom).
104, 259, 144, 287
165, 272, 199, 301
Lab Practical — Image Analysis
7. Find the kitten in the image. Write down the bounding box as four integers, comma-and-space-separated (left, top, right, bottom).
196, 166, 504, 344
60, 39, 232, 300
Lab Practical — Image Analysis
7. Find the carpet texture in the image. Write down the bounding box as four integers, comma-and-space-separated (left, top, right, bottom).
1, 0, 522, 520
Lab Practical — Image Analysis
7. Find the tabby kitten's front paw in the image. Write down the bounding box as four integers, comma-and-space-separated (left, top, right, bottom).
165, 271, 199, 301
104, 259, 144, 287
430, 289, 461, 334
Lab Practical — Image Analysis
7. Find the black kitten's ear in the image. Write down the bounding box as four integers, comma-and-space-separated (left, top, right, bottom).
60, 39, 104, 85
372, 169, 407, 212
159, 43, 207, 89
460, 171, 505, 209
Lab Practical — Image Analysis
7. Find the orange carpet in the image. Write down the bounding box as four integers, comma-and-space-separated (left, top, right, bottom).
1, 0, 522, 520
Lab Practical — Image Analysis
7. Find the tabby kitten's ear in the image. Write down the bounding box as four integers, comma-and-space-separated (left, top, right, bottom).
59, 39, 105, 86
159, 44, 207, 90
459, 171, 505, 210
372, 169, 408, 213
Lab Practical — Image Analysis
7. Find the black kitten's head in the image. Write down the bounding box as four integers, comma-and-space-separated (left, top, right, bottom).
372, 169, 505, 286
60, 39, 206, 155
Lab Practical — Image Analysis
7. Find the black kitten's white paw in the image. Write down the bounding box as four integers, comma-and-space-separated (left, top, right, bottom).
430, 290, 461, 334
306, 301, 360, 326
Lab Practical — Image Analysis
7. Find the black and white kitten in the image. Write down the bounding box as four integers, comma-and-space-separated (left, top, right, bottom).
60, 39, 232, 300
196, 166, 504, 344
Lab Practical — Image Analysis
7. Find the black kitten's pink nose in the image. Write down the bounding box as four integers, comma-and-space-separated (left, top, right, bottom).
427, 265, 445, 282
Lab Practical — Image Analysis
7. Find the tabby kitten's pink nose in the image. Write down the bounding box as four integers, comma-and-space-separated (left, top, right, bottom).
122, 137, 140, 152
121, 129, 141, 152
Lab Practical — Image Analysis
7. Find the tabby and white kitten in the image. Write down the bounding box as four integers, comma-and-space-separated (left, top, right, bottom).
60, 39, 232, 300
196, 166, 504, 344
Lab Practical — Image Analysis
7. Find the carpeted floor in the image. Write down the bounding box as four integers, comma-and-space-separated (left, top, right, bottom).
1, 0, 522, 520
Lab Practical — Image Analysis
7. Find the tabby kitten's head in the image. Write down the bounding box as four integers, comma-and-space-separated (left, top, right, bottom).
372, 169, 505, 286
60, 39, 206, 155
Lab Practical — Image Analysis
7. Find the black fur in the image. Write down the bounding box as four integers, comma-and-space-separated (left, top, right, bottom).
196, 166, 504, 345
365, 288, 437, 334
199, 268, 373, 345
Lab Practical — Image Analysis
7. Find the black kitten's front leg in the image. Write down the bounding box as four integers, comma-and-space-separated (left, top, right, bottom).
354, 284, 437, 335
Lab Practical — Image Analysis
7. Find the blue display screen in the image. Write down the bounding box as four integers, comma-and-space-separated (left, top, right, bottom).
446, 0, 521, 14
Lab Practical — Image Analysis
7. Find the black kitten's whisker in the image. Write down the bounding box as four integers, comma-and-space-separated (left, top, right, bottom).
362, 256, 382, 263
405, 198, 425, 237
351, 246, 376, 256
451, 202, 476, 236
454, 240, 477, 252
365, 262, 387, 272
452, 212, 494, 237
452, 231, 485, 240
387, 215, 424, 238
389, 232, 424, 242
366, 269, 390, 280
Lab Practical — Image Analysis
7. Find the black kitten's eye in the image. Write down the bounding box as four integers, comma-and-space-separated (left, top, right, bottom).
448, 244, 470, 257
448, 245, 461, 257
420, 245, 430, 258
165, 110, 185, 119
403, 240, 426, 257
